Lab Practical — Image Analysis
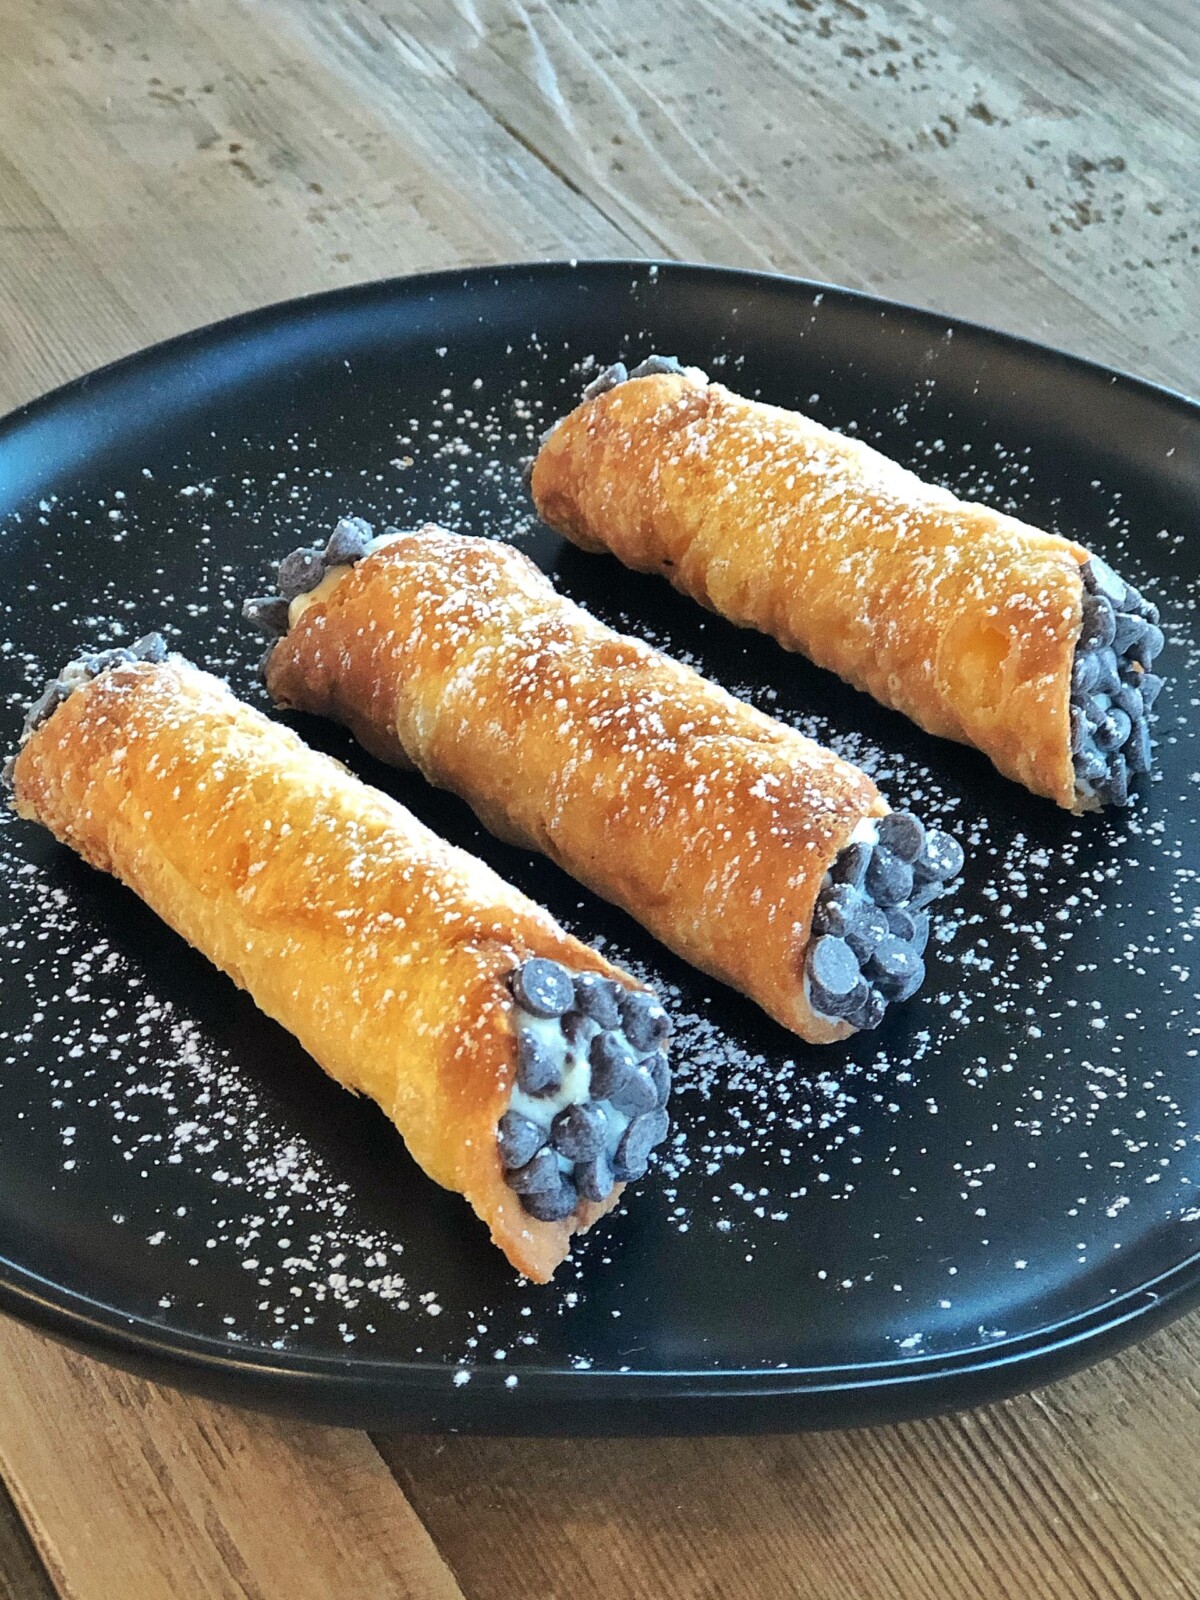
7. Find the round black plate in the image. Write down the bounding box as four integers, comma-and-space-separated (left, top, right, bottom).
0, 263, 1198, 1433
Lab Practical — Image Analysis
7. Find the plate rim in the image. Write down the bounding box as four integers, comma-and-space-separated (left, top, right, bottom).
2, 257, 1198, 1429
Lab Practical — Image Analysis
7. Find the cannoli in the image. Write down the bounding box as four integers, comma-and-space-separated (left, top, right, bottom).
529, 357, 1166, 812
246, 522, 963, 1043
7, 636, 674, 1283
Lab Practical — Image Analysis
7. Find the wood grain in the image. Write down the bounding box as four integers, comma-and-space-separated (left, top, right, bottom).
0, 1320, 466, 1600
0, 0, 1196, 1596
381, 1323, 1200, 1600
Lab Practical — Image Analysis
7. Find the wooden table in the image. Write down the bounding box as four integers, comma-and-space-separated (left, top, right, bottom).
0, 2, 1196, 1595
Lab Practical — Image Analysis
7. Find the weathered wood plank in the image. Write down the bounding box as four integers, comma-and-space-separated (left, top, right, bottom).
379, 1320, 1200, 1600
0, 1320, 465, 1600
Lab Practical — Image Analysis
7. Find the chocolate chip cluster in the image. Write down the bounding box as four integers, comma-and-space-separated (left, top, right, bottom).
1070, 557, 1164, 807
804, 813, 963, 1030
499, 958, 671, 1222
242, 516, 380, 643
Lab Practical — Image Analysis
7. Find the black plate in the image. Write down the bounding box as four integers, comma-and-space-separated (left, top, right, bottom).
0, 263, 1198, 1434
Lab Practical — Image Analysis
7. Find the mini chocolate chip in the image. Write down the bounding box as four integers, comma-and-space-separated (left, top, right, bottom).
843, 985, 887, 1031
620, 989, 670, 1051
574, 1152, 615, 1203
1106, 753, 1131, 806
562, 1011, 594, 1048
325, 515, 374, 565
865, 847, 913, 908
1139, 672, 1164, 709
846, 902, 889, 962
1127, 718, 1153, 774
629, 355, 685, 378
582, 361, 628, 402
588, 1030, 638, 1098
1140, 623, 1165, 664
1112, 683, 1144, 721
613, 1109, 669, 1181
1093, 647, 1121, 695
1112, 612, 1147, 656
609, 1062, 659, 1119
807, 936, 860, 1001
1095, 708, 1132, 751
551, 1102, 608, 1162
649, 1049, 670, 1107
522, 1177, 579, 1222
885, 906, 916, 941
497, 1111, 546, 1170
868, 937, 925, 1001
573, 971, 622, 1028
1076, 746, 1108, 784
877, 812, 925, 863
1082, 557, 1127, 607
812, 883, 858, 938
1080, 594, 1116, 650
517, 1030, 561, 1097
831, 840, 872, 888
1084, 692, 1110, 727
918, 831, 964, 883
242, 595, 292, 638
277, 546, 326, 600
511, 957, 576, 1017
506, 1147, 561, 1195
132, 633, 168, 662
1072, 652, 1099, 695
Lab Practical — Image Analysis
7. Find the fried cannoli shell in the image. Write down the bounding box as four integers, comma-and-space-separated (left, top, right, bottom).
265, 527, 887, 1042
531, 372, 1089, 810
10, 657, 636, 1281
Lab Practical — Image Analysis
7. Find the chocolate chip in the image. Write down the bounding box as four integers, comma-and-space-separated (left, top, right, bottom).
1076, 746, 1108, 784
574, 1153, 615, 1203
649, 1049, 671, 1107
277, 546, 326, 600
620, 989, 670, 1051
1139, 672, 1164, 710
845, 902, 889, 962
808, 936, 860, 1002
1082, 557, 1127, 607
843, 985, 887, 1031
498, 1111, 546, 1170
629, 355, 685, 378
868, 937, 925, 1001
1127, 718, 1153, 774
1080, 594, 1116, 650
1112, 683, 1144, 721
831, 840, 872, 889
918, 831, 964, 883
551, 1102, 608, 1162
877, 812, 925, 863
609, 1062, 659, 1118
132, 634, 168, 662
1112, 612, 1147, 656
1093, 647, 1121, 696
511, 958, 576, 1018
885, 906, 916, 941
522, 1177, 579, 1222
588, 1030, 638, 1098
517, 1030, 561, 1097
812, 883, 857, 937
506, 1147, 561, 1195
911, 912, 931, 955
1140, 623, 1165, 664
613, 1109, 669, 1182
865, 847, 913, 908
561, 1011, 593, 1049
325, 515, 374, 565
573, 971, 622, 1028
242, 595, 292, 638
582, 361, 628, 402
1107, 752, 1132, 806
1069, 704, 1086, 752
1072, 652, 1099, 695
